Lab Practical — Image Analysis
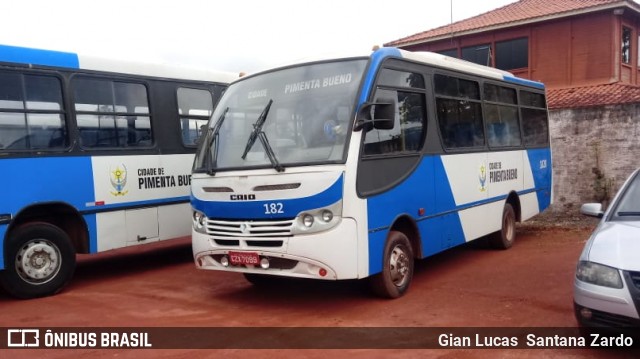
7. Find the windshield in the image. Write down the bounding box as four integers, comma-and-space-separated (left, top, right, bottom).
193, 59, 367, 173
611, 171, 640, 220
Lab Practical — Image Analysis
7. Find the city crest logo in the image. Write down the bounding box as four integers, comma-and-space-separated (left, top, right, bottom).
109, 164, 128, 196
479, 163, 487, 192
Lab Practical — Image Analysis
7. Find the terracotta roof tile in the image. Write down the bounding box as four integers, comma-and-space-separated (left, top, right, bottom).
547, 83, 640, 109
386, 0, 627, 46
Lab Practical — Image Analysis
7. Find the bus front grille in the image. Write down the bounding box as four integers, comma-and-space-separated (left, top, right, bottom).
205, 218, 294, 238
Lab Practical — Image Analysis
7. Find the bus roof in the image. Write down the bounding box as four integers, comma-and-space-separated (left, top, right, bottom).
246, 47, 545, 90
0, 44, 239, 83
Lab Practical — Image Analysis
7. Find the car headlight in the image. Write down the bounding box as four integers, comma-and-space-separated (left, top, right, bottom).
576, 261, 623, 289
193, 211, 208, 234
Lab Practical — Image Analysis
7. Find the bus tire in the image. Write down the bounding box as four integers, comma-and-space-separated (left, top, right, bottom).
489, 203, 516, 250
369, 231, 414, 299
0, 223, 76, 299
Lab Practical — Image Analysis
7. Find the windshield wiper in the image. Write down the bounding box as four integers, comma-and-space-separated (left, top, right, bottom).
241, 99, 284, 172
204, 107, 229, 176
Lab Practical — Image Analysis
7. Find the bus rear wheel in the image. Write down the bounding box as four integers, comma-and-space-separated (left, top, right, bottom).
489, 203, 516, 250
0, 223, 76, 299
369, 231, 414, 299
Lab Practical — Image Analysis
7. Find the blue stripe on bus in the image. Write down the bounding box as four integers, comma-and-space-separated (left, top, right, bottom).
192, 175, 344, 220
81, 196, 190, 214
357, 48, 402, 107
0, 225, 6, 269
366, 156, 467, 274
503, 75, 545, 90
526, 148, 553, 212
366, 152, 552, 275
0, 44, 80, 69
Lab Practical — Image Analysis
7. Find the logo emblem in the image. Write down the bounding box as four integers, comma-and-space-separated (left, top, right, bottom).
110, 164, 129, 196
239, 223, 250, 234
479, 163, 487, 192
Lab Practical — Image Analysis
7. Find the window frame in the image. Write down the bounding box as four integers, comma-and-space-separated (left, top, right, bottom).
482, 82, 522, 149
176, 86, 215, 148
0, 70, 69, 153
434, 72, 486, 152
495, 37, 529, 71
72, 75, 153, 150
362, 68, 428, 158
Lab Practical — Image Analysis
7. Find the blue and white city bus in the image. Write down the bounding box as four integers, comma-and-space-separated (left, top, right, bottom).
0, 44, 237, 298
191, 47, 552, 298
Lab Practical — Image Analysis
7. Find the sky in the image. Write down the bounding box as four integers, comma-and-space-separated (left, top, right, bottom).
1, 0, 516, 74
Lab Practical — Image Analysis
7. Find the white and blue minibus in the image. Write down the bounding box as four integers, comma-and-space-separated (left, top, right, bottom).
191, 47, 552, 298
0, 44, 237, 298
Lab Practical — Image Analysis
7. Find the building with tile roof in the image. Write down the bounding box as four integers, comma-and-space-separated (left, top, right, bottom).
386, 0, 640, 109
386, 0, 640, 209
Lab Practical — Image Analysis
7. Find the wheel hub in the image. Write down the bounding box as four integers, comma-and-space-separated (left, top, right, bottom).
389, 245, 410, 287
16, 240, 61, 284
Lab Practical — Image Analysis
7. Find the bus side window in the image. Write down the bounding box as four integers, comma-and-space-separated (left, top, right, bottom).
177, 87, 213, 147
73, 78, 152, 148
0, 72, 67, 151
363, 89, 426, 155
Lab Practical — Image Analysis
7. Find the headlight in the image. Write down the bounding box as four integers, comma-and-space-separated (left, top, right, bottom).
576, 261, 623, 289
193, 211, 207, 234
292, 200, 342, 235
302, 214, 314, 227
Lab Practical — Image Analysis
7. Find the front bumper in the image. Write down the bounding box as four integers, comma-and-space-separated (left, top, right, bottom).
192, 218, 359, 280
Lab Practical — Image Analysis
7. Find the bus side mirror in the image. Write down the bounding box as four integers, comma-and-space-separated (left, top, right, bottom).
354, 100, 396, 132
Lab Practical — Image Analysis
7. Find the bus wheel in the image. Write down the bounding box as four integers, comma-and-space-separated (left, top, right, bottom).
0, 223, 76, 299
370, 231, 414, 299
490, 203, 516, 250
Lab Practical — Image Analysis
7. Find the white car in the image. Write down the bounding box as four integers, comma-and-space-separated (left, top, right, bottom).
574, 168, 640, 327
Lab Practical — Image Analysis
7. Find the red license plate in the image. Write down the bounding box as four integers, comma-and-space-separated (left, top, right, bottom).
228, 251, 259, 266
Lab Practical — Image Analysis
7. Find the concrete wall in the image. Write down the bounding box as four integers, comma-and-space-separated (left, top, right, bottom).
549, 104, 640, 212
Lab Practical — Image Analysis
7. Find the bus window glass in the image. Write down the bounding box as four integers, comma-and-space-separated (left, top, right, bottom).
0, 72, 24, 109
522, 108, 549, 146
73, 78, 114, 112
378, 69, 425, 89
74, 77, 152, 148
194, 60, 367, 172
25, 75, 63, 110
114, 82, 149, 114
520, 90, 549, 147
178, 88, 213, 146
0, 73, 66, 151
364, 89, 425, 155
435, 74, 484, 149
484, 84, 521, 147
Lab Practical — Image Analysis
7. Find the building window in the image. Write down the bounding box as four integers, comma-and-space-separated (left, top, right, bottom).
438, 49, 458, 58
461, 44, 492, 66
495, 38, 528, 70
622, 27, 632, 64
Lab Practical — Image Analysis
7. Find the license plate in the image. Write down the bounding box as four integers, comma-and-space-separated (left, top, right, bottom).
228, 251, 259, 266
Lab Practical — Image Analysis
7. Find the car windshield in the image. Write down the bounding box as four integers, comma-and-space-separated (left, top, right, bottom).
611, 171, 640, 220
193, 59, 368, 173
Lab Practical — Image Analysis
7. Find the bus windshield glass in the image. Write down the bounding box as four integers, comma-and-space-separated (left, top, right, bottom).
194, 59, 367, 173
